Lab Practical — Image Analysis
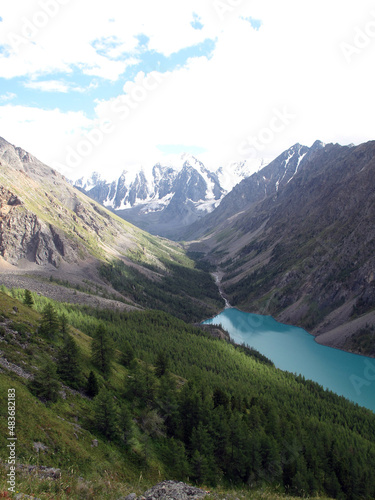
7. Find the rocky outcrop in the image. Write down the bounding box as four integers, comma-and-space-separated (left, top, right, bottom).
123, 481, 207, 500
0, 138, 111, 268
0, 196, 76, 267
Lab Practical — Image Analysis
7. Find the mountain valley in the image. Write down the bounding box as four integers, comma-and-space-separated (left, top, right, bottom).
0, 136, 223, 322
0, 135, 375, 499
186, 140, 375, 355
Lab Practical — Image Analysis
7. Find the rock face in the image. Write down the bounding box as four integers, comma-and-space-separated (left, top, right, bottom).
136, 481, 207, 500
0, 185, 80, 267
0, 136, 142, 269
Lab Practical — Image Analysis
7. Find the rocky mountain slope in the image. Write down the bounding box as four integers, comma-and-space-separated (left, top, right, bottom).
0, 136, 222, 321
74, 155, 263, 239
182, 142, 321, 240
187, 140, 375, 353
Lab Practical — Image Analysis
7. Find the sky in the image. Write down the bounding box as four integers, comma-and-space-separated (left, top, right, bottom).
0, 0, 374, 181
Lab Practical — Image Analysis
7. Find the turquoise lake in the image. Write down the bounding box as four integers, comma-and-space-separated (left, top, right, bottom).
203, 308, 375, 412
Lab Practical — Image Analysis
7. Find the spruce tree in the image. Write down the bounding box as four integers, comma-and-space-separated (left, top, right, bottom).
119, 404, 133, 445
29, 361, 60, 403
191, 450, 210, 485
155, 350, 169, 378
39, 303, 60, 340
91, 323, 114, 377
120, 340, 135, 367
23, 289, 34, 308
126, 360, 156, 407
86, 370, 99, 398
57, 334, 83, 389
60, 313, 69, 336
156, 373, 179, 435
93, 388, 119, 439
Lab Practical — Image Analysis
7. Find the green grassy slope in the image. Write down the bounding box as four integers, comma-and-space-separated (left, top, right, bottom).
0, 289, 374, 499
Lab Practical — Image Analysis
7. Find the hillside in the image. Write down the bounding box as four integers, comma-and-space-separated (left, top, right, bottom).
0, 136, 223, 322
0, 288, 374, 499
187, 141, 375, 354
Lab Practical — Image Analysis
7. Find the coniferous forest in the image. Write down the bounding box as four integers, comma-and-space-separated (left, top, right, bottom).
0, 287, 375, 499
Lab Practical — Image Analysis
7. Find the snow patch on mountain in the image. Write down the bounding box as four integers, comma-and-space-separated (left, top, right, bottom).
74, 154, 265, 216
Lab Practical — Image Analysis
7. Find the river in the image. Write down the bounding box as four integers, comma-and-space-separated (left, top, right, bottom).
203, 307, 375, 412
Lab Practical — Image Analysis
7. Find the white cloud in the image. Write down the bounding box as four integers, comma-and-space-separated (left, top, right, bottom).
0, 0, 374, 179
0, 104, 91, 176
0, 0, 216, 80
0, 92, 16, 102
24, 79, 70, 93
23, 78, 101, 94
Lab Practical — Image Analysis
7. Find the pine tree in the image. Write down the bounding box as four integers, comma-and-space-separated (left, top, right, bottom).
91, 323, 114, 377
191, 422, 219, 485
29, 361, 60, 403
60, 313, 69, 336
166, 439, 191, 480
57, 334, 83, 389
120, 340, 135, 367
93, 388, 119, 439
155, 350, 169, 378
156, 373, 179, 435
39, 303, 60, 340
23, 289, 34, 308
119, 403, 133, 445
191, 450, 210, 485
126, 360, 156, 407
86, 370, 99, 398
138, 408, 165, 460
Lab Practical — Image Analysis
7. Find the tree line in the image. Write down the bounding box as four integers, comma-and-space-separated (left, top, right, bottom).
17, 290, 375, 500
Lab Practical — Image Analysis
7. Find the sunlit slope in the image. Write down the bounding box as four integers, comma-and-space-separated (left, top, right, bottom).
0, 136, 223, 320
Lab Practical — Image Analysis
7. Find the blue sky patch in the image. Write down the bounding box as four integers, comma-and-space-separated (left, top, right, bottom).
191, 13, 204, 30
0, 34, 216, 118
0, 73, 101, 117
129, 37, 215, 74
136, 34, 150, 48
242, 17, 262, 31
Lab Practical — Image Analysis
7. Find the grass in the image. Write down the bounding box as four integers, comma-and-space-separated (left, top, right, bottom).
0, 471, 334, 500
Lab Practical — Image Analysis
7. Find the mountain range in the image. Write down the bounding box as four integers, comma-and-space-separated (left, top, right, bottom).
1, 134, 375, 356
74, 155, 264, 239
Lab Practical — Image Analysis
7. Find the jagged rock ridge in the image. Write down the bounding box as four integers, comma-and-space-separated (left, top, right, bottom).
74, 154, 264, 239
